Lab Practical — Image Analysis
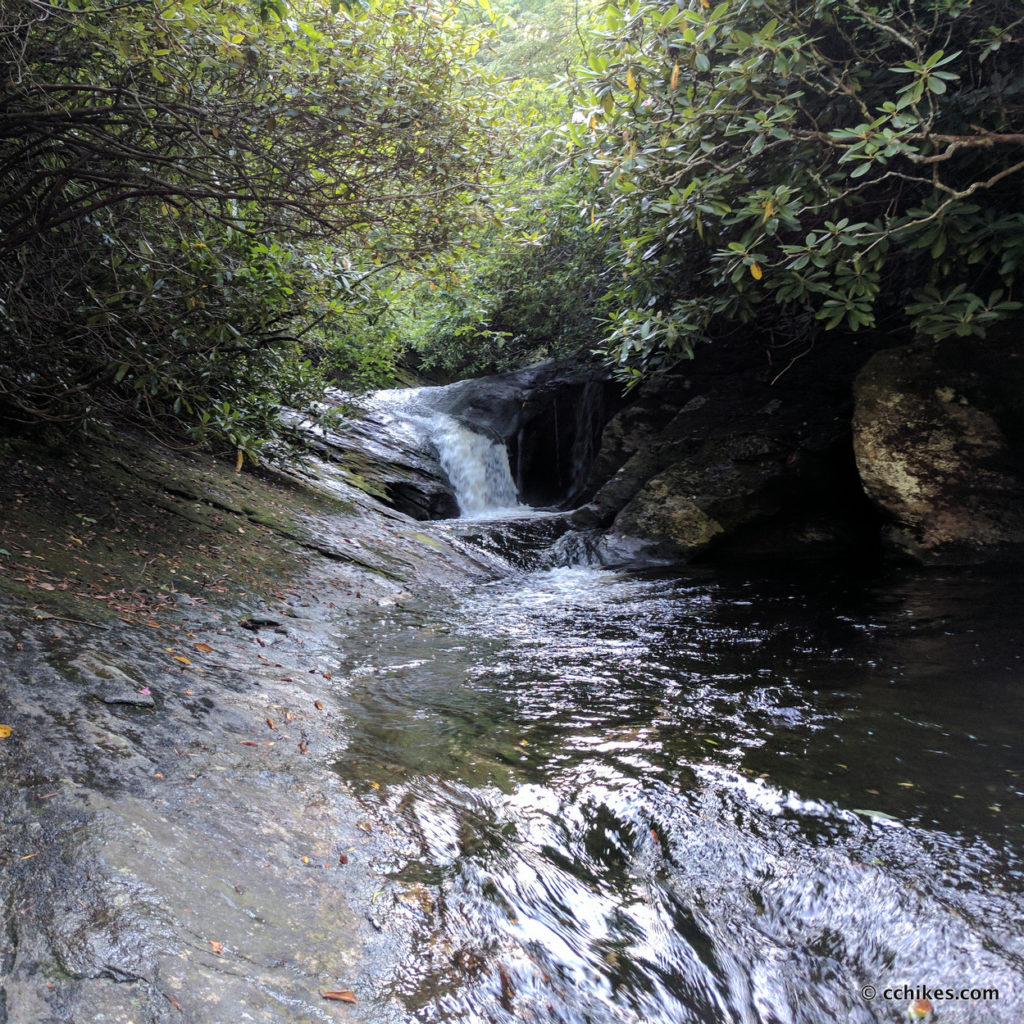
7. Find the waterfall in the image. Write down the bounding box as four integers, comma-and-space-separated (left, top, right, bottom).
429, 412, 522, 516
366, 388, 524, 518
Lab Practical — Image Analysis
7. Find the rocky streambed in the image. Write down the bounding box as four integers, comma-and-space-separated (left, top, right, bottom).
3, 324, 1024, 1024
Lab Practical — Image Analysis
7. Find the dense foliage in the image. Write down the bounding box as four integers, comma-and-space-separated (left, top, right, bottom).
401, 90, 609, 380
399, 0, 611, 380
0, 0, 498, 452
3, 0, 1021, 440
570, 0, 1024, 381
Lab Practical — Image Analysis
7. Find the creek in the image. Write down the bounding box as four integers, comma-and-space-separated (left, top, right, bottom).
328, 391, 1024, 1023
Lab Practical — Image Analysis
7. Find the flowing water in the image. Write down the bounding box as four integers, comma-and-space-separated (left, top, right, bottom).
366, 388, 524, 517
334, 392, 1024, 1023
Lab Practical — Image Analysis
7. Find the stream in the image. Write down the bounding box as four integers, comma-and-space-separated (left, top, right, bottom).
326, 393, 1024, 1023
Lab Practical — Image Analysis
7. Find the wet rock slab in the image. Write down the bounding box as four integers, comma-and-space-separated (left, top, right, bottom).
0, 431, 496, 1023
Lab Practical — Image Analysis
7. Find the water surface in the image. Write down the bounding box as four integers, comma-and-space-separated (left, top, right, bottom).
330, 555, 1023, 1023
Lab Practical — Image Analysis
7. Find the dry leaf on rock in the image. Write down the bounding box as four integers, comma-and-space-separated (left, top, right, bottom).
322, 990, 357, 1003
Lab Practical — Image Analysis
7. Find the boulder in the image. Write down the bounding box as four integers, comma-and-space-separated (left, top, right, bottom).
570, 335, 881, 565
852, 337, 1024, 562
609, 434, 790, 559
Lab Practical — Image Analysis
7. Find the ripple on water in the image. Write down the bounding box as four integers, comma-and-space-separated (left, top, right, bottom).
331, 565, 1024, 1023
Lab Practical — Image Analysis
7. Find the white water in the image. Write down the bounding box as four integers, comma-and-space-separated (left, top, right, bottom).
368, 387, 525, 518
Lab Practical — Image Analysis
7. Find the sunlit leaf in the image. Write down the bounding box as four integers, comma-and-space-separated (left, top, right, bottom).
322, 990, 357, 1003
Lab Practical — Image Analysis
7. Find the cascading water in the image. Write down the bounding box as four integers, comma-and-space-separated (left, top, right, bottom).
429, 413, 521, 517
367, 387, 525, 518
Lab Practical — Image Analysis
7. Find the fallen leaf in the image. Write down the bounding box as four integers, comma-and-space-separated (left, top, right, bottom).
0, 725, 11, 738
322, 990, 357, 1004
193, 642, 214, 653
314, 700, 324, 710
173, 655, 192, 666
852, 807, 900, 823
209, 940, 223, 955
166, 992, 183, 1012
338, 853, 349, 865
266, 717, 275, 730
239, 740, 258, 747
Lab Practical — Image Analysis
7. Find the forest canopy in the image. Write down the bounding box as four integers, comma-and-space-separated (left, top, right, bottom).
570, 0, 1024, 383
0, 0, 501, 452
1, 0, 1021, 449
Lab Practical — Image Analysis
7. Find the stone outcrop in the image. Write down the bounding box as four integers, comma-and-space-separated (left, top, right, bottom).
293, 404, 460, 520
852, 335, 1024, 563
568, 336, 880, 565
329, 325, 1024, 568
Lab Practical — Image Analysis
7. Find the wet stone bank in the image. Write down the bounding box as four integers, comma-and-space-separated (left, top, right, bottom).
0, 431, 495, 1024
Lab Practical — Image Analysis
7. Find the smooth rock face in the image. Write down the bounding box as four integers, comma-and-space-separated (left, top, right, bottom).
612, 434, 789, 559
852, 340, 1024, 562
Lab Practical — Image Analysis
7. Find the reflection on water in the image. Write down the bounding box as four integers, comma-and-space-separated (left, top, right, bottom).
332, 564, 1024, 1023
